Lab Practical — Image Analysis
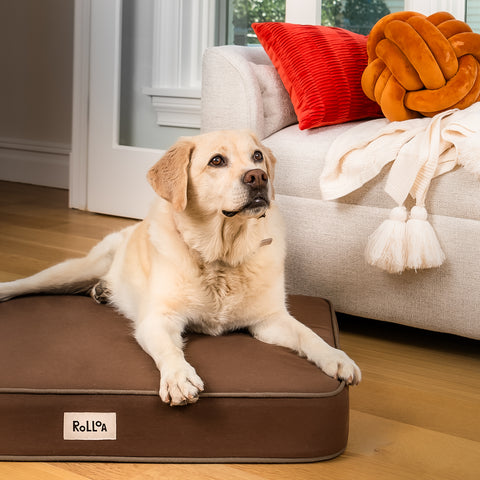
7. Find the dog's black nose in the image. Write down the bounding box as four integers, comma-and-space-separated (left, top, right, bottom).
243, 169, 268, 188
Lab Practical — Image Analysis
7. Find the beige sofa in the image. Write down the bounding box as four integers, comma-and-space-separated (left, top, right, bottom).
201, 45, 480, 340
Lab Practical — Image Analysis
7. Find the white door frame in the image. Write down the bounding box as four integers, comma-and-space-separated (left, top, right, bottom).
69, 0, 90, 211
70, 0, 161, 219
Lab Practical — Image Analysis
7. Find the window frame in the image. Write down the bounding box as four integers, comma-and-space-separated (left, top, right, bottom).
285, 0, 465, 23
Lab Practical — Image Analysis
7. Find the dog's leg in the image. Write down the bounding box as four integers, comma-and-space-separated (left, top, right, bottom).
249, 311, 361, 385
0, 231, 123, 302
134, 314, 205, 406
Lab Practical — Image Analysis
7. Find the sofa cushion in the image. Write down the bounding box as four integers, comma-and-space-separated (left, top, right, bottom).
361, 11, 480, 122
264, 124, 480, 222
252, 63, 298, 137
252, 22, 383, 130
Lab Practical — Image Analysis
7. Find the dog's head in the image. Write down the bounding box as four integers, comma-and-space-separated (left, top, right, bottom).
147, 130, 276, 219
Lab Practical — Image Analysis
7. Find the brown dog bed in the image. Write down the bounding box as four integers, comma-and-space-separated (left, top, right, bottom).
0, 294, 349, 463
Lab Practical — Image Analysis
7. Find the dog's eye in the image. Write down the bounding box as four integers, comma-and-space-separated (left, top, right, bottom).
253, 150, 263, 163
209, 155, 226, 167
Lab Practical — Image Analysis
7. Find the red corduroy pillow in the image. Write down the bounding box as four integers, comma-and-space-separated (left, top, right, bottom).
252, 22, 383, 130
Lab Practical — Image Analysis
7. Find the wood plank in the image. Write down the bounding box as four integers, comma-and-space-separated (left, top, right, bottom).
57, 463, 270, 480
0, 182, 68, 208
0, 224, 99, 254
338, 321, 480, 442
233, 411, 480, 480
0, 463, 89, 480
350, 379, 479, 442
0, 236, 84, 267
0, 251, 54, 280
50, 214, 136, 240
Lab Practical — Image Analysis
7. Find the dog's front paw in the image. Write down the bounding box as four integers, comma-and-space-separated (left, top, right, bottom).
320, 348, 362, 386
159, 361, 205, 406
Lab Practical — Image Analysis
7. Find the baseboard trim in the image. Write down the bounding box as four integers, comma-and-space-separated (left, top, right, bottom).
0, 139, 70, 189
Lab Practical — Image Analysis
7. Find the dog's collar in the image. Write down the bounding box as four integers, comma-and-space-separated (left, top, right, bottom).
260, 238, 272, 247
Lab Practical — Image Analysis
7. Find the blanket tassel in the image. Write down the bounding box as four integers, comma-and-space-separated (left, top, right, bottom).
365, 206, 407, 274
406, 206, 445, 270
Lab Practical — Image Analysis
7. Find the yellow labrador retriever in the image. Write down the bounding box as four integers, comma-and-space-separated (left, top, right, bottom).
0, 130, 360, 405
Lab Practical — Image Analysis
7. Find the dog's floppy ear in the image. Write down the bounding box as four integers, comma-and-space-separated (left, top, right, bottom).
147, 139, 194, 211
264, 145, 277, 199
249, 131, 277, 199
263, 144, 277, 185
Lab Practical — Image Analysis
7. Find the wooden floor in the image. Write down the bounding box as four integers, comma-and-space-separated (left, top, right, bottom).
0, 181, 479, 480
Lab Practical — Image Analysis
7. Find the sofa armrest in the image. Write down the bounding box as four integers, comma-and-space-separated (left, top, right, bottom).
201, 45, 297, 139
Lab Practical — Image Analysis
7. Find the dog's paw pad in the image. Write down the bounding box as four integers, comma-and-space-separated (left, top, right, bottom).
159, 364, 204, 407
322, 349, 361, 386
90, 281, 111, 304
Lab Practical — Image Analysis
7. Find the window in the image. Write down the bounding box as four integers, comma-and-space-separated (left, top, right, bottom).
319, 1, 479, 35
222, 0, 471, 42
467, 1, 480, 32
221, 0, 286, 45
320, 0, 404, 35
222, 0, 402, 45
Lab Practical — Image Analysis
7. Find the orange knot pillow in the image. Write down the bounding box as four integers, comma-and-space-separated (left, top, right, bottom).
361, 11, 480, 121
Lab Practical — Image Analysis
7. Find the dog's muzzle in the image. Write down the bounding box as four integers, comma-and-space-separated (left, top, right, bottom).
222, 169, 270, 218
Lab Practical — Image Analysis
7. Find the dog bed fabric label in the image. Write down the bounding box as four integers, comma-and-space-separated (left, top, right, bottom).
63, 412, 117, 440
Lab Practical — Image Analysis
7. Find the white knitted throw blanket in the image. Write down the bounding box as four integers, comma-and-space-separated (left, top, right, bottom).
319, 102, 480, 274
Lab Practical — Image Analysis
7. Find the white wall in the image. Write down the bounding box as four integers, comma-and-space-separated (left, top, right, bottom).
0, 0, 74, 188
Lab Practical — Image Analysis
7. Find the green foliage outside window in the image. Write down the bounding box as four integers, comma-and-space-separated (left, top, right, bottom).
230, 0, 392, 45
232, 0, 286, 45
